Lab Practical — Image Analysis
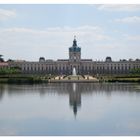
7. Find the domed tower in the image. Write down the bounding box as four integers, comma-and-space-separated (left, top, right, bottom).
69, 36, 81, 62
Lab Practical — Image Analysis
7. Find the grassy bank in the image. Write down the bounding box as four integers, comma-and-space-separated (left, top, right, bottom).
100, 75, 140, 83
107, 78, 140, 83
0, 74, 49, 84
0, 73, 140, 83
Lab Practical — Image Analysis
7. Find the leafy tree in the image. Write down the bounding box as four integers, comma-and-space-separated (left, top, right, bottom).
130, 68, 140, 74
0, 55, 4, 62
0, 67, 21, 75
7, 59, 14, 62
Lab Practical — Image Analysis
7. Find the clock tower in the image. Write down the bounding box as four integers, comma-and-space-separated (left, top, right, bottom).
69, 36, 81, 62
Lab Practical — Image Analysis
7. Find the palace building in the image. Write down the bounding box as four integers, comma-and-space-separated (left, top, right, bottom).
8, 37, 140, 75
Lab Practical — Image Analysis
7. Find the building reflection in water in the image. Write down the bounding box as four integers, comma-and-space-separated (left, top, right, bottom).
0, 83, 140, 117
69, 83, 81, 117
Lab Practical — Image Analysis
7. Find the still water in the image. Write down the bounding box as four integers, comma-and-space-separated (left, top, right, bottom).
0, 83, 140, 136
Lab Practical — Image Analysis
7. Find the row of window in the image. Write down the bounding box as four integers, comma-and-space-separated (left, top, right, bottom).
21, 65, 140, 71
12, 63, 140, 67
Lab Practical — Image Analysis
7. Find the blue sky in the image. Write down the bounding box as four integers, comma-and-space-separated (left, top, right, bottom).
0, 4, 140, 61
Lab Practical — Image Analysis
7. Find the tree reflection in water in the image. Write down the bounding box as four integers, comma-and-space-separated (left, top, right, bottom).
0, 83, 140, 117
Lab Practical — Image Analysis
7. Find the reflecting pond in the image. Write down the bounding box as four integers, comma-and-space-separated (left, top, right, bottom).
0, 83, 140, 136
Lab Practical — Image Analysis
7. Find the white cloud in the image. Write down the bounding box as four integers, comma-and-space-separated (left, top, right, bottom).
124, 34, 140, 41
0, 26, 110, 48
0, 25, 110, 41
0, 8, 16, 20
97, 4, 140, 11
2, 25, 102, 34
0, 26, 111, 60
3, 27, 44, 34
0, 26, 139, 61
114, 16, 140, 24
0, 26, 110, 52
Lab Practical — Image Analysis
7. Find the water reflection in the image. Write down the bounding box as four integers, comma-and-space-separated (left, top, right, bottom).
69, 83, 81, 117
0, 83, 140, 117
0, 83, 140, 136
0, 84, 5, 100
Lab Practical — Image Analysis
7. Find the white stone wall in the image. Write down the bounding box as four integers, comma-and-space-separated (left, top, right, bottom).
8, 60, 140, 75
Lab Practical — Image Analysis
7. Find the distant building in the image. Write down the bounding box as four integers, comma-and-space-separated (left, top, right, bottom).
7, 37, 140, 75
0, 62, 8, 68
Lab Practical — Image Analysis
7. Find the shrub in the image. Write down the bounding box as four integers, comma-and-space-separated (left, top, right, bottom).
0, 67, 21, 75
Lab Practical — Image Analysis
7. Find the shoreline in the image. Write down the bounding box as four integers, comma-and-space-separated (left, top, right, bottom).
0, 75, 140, 84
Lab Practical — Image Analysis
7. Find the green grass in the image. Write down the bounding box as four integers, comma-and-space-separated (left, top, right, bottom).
0, 73, 140, 83
107, 77, 140, 83
0, 74, 49, 84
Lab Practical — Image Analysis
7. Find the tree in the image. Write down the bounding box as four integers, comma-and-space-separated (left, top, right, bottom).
130, 68, 140, 74
0, 67, 21, 75
7, 59, 14, 62
0, 55, 4, 62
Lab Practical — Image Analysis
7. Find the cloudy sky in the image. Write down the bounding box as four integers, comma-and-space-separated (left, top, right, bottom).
0, 4, 140, 61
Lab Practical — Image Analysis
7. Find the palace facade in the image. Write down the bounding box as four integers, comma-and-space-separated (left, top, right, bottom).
8, 37, 140, 75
